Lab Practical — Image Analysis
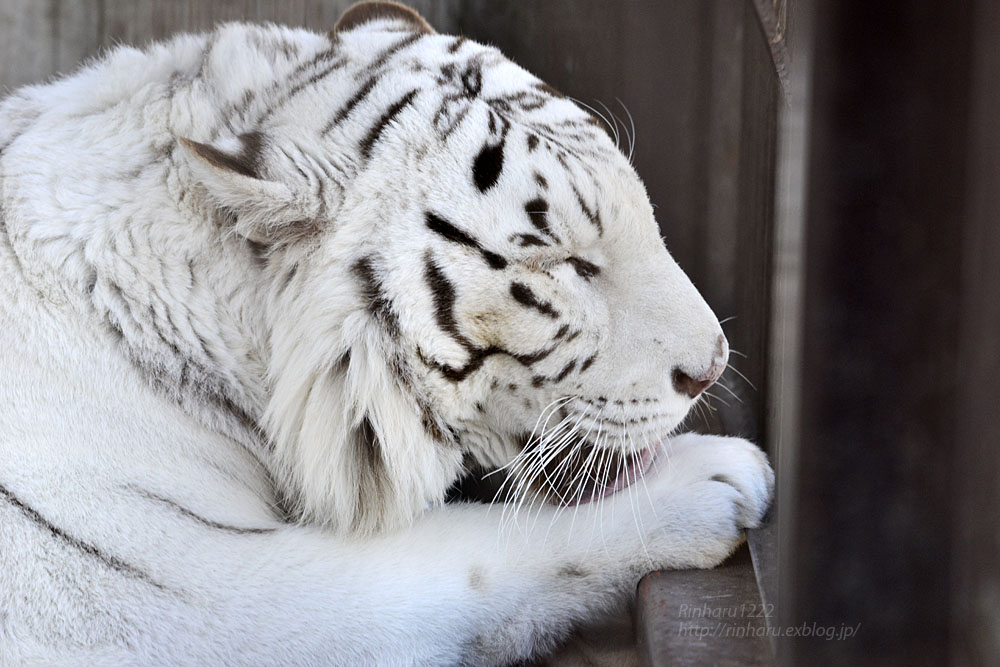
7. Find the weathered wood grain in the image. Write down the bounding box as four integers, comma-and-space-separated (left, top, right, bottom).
951, 0, 1000, 663
786, 0, 975, 663
636, 546, 774, 667
0, 0, 461, 93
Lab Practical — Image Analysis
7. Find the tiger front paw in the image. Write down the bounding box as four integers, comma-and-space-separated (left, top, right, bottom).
638, 433, 774, 570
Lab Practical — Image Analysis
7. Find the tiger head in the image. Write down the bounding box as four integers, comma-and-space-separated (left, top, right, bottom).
181, 2, 728, 533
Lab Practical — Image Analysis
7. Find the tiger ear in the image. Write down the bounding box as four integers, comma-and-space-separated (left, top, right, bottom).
180, 132, 325, 244
334, 1, 435, 35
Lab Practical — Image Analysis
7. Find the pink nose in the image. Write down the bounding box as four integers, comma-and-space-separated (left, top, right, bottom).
671, 335, 728, 398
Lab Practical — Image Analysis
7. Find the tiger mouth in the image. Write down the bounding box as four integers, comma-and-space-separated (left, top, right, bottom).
521, 441, 661, 506
560, 444, 659, 505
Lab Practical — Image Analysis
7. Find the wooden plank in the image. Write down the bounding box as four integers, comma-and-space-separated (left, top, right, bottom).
0, 0, 57, 91
0, 1, 462, 92
636, 546, 774, 666
764, 0, 810, 654
785, 0, 974, 663
750, 0, 790, 102
50, 0, 103, 77
717, 0, 779, 447
700, 0, 746, 331
951, 0, 1000, 663
0, 0, 101, 91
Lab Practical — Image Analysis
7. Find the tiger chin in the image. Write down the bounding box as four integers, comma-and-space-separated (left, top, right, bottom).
0, 2, 773, 665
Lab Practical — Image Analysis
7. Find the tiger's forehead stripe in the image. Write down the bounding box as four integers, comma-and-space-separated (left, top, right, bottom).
323, 74, 381, 134
359, 88, 419, 159
363, 31, 424, 74
321, 31, 425, 135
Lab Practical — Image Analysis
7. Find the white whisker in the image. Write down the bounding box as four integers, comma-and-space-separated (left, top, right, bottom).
635, 431, 660, 517
596, 99, 623, 155
568, 415, 606, 543
506, 408, 589, 536
703, 390, 731, 408
715, 380, 744, 404
625, 430, 652, 566
724, 363, 757, 391
615, 98, 636, 163
571, 97, 619, 150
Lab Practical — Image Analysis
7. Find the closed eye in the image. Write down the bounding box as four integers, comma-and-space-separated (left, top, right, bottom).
566, 256, 600, 279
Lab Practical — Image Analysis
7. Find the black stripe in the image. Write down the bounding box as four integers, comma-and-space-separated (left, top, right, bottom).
424, 254, 464, 343
0, 482, 167, 590
353, 256, 402, 337
524, 198, 557, 239
182, 131, 264, 179
580, 352, 598, 372
425, 212, 508, 269
556, 151, 572, 171
259, 56, 349, 123
360, 89, 419, 159
513, 346, 556, 366
554, 359, 577, 382
461, 63, 483, 98
473, 141, 505, 192
448, 35, 467, 53
510, 282, 559, 318
419, 341, 558, 384
418, 346, 486, 383
533, 81, 565, 99
278, 263, 298, 294
135, 488, 276, 535
417, 396, 449, 443
567, 256, 601, 279
420, 253, 556, 382
473, 116, 511, 193
290, 57, 350, 94
512, 233, 548, 247
495, 90, 548, 112
571, 184, 604, 235
370, 32, 423, 71
324, 75, 380, 133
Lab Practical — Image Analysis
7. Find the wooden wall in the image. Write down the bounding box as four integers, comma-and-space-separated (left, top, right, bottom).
776, 0, 1000, 664
0, 1, 460, 90
953, 2, 1000, 662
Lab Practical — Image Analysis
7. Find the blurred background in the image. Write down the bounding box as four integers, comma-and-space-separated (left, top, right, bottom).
2, 1, 997, 665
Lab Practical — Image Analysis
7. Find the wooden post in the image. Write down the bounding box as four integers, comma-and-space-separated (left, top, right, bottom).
780, 1, 981, 664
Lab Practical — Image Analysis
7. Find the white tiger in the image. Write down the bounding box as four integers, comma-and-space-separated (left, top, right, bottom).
0, 2, 773, 664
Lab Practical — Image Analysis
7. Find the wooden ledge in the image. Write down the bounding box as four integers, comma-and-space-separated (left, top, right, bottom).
635, 537, 775, 666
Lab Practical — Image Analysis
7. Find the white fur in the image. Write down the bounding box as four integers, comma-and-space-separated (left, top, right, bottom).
0, 9, 773, 665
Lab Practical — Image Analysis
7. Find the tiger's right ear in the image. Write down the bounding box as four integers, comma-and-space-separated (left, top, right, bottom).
180, 132, 327, 244
334, 1, 435, 35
